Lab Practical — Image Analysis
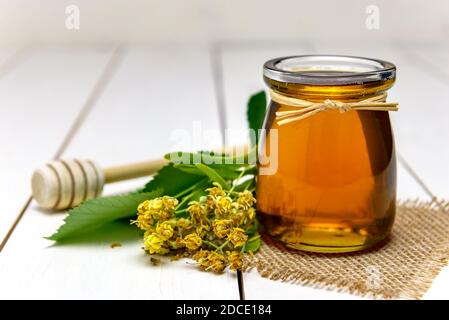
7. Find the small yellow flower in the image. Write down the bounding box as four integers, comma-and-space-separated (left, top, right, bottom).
237, 190, 256, 210
144, 233, 165, 254
133, 213, 153, 231
246, 207, 256, 220
195, 224, 210, 238
158, 196, 179, 220
196, 251, 226, 273
228, 227, 248, 248
212, 219, 232, 238
134, 182, 257, 274
139, 196, 178, 221
174, 237, 185, 249
206, 182, 226, 197
156, 221, 174, 240
215, 196, 232, 217
227, 251, 243, 271
188, 201, 206, 225
183, 233, 203, 251
231, 207, 256, 226
192, 249, 209, 262
156, 247, 170, 255
176, 218, 192, 230
161, 196, 178, 212
137, 200, 152, 215
204, 195, 217, 211
143, 229, 152, 238
206, 251, 226, 273
148, 198, 164, 212
229, 207, 245, 226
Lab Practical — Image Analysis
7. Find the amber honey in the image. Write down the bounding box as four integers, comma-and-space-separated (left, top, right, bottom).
257, 55, 397, 253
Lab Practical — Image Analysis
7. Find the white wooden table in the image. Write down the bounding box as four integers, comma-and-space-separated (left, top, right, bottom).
0, 42, 448, 299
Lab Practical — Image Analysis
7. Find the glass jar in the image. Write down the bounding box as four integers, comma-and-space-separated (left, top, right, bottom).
257, 55, 397, 253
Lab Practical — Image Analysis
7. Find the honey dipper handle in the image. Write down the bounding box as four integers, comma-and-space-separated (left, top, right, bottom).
103, 158, 169, 183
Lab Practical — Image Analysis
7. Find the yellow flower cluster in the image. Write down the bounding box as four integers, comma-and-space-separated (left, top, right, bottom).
133, 182, 257, 273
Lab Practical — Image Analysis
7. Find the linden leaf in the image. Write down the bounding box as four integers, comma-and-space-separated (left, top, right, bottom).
194, 163, 230, 189
164, 150, 254, 167
143, 163, 204, 196
245, 218, 259, 237
244, 234, 261, 253
47, 190, 162, 242
174, 163, 246, 180
247, 90, 267, 146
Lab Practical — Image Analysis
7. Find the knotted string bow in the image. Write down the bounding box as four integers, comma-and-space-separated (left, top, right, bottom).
270, 90, 399, 126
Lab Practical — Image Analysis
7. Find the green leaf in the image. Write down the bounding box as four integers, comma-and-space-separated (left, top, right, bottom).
172, 164, 205, 175
247, 90, 267, 146
143, 163, 204, 196
51, 219, 142, 245
165, 147, 258, 168
175, 187, 208, 219
244, 233, 261, 253
174, 163, 246, 180
245, 218, 259, 237
165, 151, 234, 166
47, 190, 162, 241
234, 176, 256, 192
194, 163, 230, 189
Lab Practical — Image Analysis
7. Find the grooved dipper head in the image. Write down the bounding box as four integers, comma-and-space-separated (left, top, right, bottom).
31, 159, 104, 210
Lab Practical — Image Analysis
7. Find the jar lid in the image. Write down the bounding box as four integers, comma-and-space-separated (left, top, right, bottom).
263, 55, 396, 85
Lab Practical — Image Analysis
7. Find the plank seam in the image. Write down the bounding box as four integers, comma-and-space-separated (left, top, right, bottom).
52, 46, 125, 160
209, 42, 243, 300
398, 153, 436, 201
390, 41, 443, 200
395, 41, 449, 87
0, 196, 33, 252
0, 45, 31, 80
209, 43, 227, 146
0, 45, 125, 252
216, 39, 316, 300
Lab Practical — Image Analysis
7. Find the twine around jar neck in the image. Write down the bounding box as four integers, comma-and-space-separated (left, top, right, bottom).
270, 89, 399, 126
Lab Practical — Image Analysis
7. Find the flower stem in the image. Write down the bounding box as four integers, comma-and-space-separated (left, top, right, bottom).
248, 235, 260, 242
203, 240, 219, 250
229, 170, 246, 194
175, 194, 194, 210
175, 208, 188, 215
216, 239, 230, 253
174, 178, 208, 199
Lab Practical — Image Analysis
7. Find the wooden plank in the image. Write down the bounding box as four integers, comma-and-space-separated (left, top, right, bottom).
0, 46, 238, 299
0, 47, 25, 77
220, 42, 437, 299
398, 43, 449, 198
221, 42, 312, 146
0, 46, 114, 242
394, 43, 449, 300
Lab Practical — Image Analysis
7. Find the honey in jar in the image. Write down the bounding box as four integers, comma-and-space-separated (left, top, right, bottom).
257, 55, 397, 253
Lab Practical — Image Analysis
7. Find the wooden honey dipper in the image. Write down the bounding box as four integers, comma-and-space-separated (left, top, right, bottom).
31, 158, 169, 210
31, 145, 250, 210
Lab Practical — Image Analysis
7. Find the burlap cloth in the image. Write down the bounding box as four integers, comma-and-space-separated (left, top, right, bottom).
245, 200, 449, 299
